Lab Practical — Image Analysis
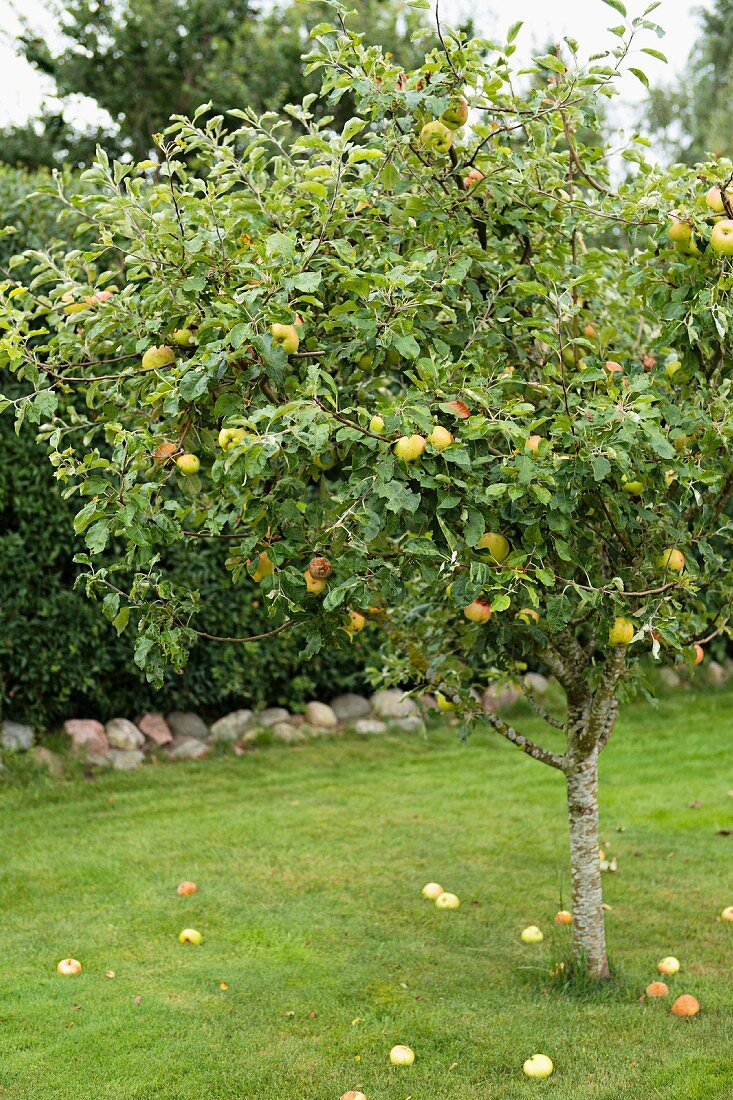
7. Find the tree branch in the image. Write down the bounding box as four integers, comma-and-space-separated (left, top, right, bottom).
484, 711, 566, 771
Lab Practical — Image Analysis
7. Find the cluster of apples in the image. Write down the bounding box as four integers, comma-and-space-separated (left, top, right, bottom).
421, 880, 460, 909
668, 181, 733, 256
608, 547, 688, 647
646, 955, 700, 1017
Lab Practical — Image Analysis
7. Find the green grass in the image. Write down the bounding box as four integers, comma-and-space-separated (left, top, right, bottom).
1, 689, 732, 1098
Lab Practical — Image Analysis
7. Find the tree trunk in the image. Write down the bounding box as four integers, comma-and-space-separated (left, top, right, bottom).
566, 748, 609, 980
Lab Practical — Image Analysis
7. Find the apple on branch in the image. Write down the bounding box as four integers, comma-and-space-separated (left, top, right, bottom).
419, 120, 453, 155
270, 322, 300, 354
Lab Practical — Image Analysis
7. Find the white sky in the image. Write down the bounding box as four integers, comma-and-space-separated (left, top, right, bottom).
0, 0, 706, 128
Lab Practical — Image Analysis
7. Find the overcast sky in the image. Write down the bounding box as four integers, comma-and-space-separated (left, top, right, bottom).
0, 0, 706, 128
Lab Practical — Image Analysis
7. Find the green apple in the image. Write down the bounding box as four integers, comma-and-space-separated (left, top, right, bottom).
171, 327, 196, 347
665, 359, 682, 380
435, 691, 456, 712
435, 891, 460, 909
520, 925, 544, 944
270, 322, 300, 354
516, 607, 540, 625
622, 477, 644, 496
705, 185, 733, 213
658, 547, 685, 572
176, 453, 200, 475
141, 345, 176, 371
463, 599, 492, 624
441, 96, 469, 129
711, 218, 733, 254
369, 414, 385, 434
357, 351, 373, 371
218, 427, 245, 451
389, 1045, 415, 1066
314, 448, 337, 470
393, 434, 426, 462
668, 219, 692, 245
421, 882, 444, 899
609, 617, 634, 646
419, 120, 453, 155
179, 928, 203, 945
427, 425, 454, 451
523, 1054, 554, 1079
476, 531, 509, 563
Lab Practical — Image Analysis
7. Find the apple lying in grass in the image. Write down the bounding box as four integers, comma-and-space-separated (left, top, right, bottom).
721, 906, 733, 921
435, 891, 460, 909
646, 981, 669, 998
658, 956, 680, 976
341, 1093, 368, 1100
177, 881, 197, 896
389, 1045, 415, 1066
421, 882, 444, 900
671, 994, 700, 1017
521, 925, 544, 944
523, 1054, 554, 1079
56, 958, 82, 975
179, 928, 203, 945
554, 910, 572, 926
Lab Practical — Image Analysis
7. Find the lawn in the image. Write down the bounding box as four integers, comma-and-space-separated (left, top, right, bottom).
1, 688, 732, 1099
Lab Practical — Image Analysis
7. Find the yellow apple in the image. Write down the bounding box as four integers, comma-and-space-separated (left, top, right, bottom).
176, 453, 200, 475
657, 956, 680, 976
304, 569, 326, 594
665, 359, 682, 380
622, 477, 645, 495
705, 185, 732, 213
346, 610, 366, 634
218, 427, 245, 451
658, 548, 685, 572
340, 1093, 368, 1100
517, 608, 540, 625
435, 691, 456, 711
389, 1045, 415, 1066
609, 617, 634, 646
171, 327, 197, 346
554, 910, 572, 925
141, 345, 176, 371
393, 434, 426, 462
419, 120, 452, 154
441, 96, 469, 129
56, 958, 83, 975
421, 882, 444, 899
720, 906, 733, 921
463, 599, 492, 624
252, 551, 274, 582
520, 925, 544, 944
435, 891, 460, 909
369, 415, 385, 433
179, 928, 203, 945
428, 425, 454, 450
270, 322, 300, 354
668, 219, 692, 245
523, 1054, 553, 1079
476, 531, 509, 563
710, 219, 733, 254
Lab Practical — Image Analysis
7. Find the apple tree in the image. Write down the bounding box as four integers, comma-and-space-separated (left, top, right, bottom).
2, 1, 732, 982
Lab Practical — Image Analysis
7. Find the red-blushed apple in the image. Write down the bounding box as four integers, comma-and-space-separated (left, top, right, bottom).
605, 360, 624, 374
389, 1045, 415, 1066
671, 994, 700, 1017
658, 548, 685, 572
721, 906, 733, 921
525, 434, 542, 455
705, 185, 733, 213
710, 219, 733, 254
476, 531, 510, 563
341, 1093, 368, 1100
56, 958, 82, 976
435, 891, 460, 909
463, 599, 492, 624
463, 167, 485, 190
523, 1054, 553, 1079
428, 425, 454, 450
609, 617, 635, 646
177, 881, 198, 896
658, 956, 680, 976
520, 925, 544, 944
393, 434, 426, 462
176, 453, 200, 476
517, 608, 540, 625
141, 345, 176, 371
554, 910, 572, 926
668, 219, 692, 245
421, 882, 444, 899
270, 322, 300, 354
419, 120, 452, 154
583, 323, 597, 339
252, 551, 274, 582
692, 643, 705, 666
179, 928, 203, 945
441, 96, 469, 129
646, 981, 669, 998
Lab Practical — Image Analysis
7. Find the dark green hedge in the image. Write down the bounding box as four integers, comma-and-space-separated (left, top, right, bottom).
0, 411, 378, 728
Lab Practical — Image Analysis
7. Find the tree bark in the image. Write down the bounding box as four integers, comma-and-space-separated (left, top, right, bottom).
566, 747, 609, 980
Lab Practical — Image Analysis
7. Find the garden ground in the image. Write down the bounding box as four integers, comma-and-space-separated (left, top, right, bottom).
1, 688, 732, 1098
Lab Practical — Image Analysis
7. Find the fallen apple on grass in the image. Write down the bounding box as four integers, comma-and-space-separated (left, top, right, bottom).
646, 981, 669, 998
521, 925, 544, 944
421, 882, 444, 899
177, 881, 197, 896
554, 910, 572, 926
435, 891, 460, 909
658, 956, 680, 976
341, 1093, 368, 1100
56, 958, 82, 976
389, 1045, 415, 1066
721, 906, 733, 921
523, 1054, 554, 1079
179, 928, 203, 945
671, 994, 700, 1017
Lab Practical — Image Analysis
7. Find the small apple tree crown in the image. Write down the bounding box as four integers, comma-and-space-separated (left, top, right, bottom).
0, 1, 730, 704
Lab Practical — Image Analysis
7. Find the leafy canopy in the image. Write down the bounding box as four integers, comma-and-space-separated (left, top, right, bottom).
1, 0, 731, 707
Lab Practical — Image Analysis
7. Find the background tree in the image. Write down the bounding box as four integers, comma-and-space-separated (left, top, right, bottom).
646, 0, 733, 164
2, 3, 731, 983
2, 0, 435, 167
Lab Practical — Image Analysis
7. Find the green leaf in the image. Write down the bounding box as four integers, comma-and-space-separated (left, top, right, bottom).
602, 0, 627, 15
641, 47, 667, 62
628, 67, 649, 89
533, 54, 566, 74
592, 456, 612, 482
